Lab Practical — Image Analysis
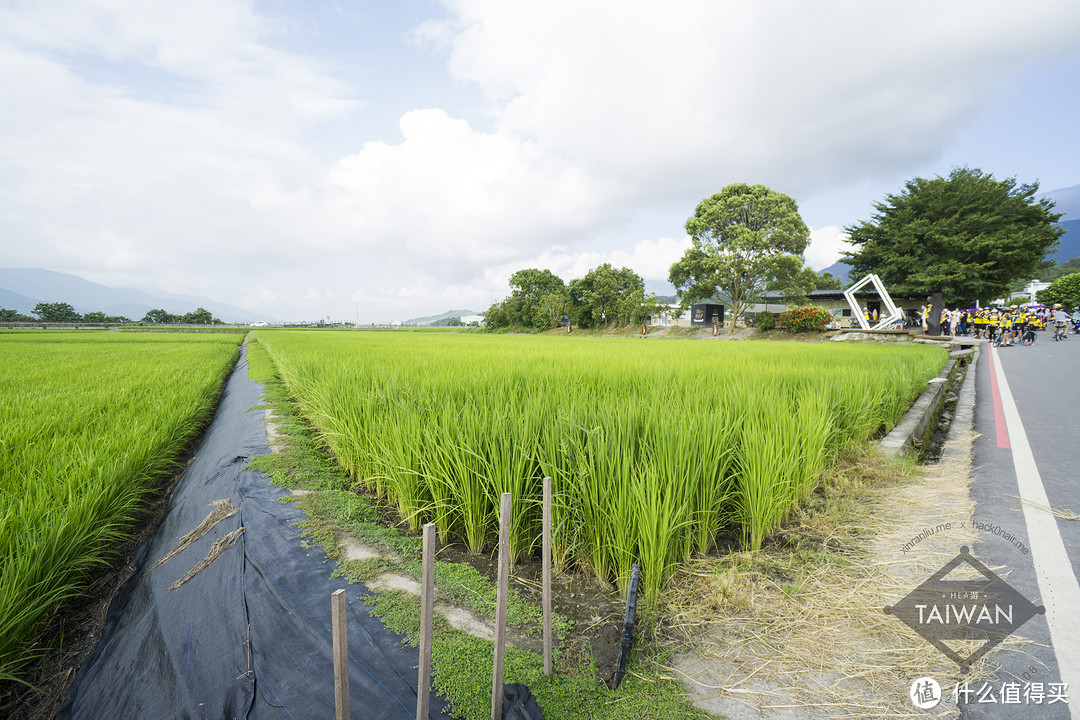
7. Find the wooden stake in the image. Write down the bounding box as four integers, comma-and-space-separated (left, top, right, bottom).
491, 492, 511, 720
542, 476, 553, 676
417, 523, 436, 720
331, 589, 349, 720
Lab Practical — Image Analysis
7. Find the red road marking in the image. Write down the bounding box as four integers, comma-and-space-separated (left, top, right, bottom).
987, 345, 1010, 449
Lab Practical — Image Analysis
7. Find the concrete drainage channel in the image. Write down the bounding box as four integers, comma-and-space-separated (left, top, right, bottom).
879, 337, 981, 461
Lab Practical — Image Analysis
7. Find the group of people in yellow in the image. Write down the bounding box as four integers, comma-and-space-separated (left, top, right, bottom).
916, 304, 1058, 345
971, 305, 1076, 345
919, 305, 977, 336
970, 306, 1033, 345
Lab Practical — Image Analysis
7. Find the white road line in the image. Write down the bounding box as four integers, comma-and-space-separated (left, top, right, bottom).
990, 344, 1080, 714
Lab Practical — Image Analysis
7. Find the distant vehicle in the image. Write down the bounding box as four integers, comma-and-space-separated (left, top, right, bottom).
249, 321, 268, 327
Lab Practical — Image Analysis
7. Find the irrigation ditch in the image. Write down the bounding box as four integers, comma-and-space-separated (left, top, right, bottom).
46, 344, 459, 720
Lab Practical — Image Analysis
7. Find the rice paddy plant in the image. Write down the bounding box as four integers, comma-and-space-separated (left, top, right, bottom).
555, 422, 619, 581
736, 391, 798, 552
629, 460, 694, 603
253, 330, 945, 605
681, 392, 742, 556
427, 417, 497, 553
0, 331, 242, 681
793, 390, 835, 505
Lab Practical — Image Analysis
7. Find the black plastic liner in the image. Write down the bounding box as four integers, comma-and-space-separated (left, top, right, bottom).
611, 563, 640, 691
58, 346, 452, 720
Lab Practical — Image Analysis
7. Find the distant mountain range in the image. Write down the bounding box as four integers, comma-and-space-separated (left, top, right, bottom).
1042, 183, 1080, 220
403, 309, 480, 326
0, 268, 274, 324
1043, 183, 1080, 265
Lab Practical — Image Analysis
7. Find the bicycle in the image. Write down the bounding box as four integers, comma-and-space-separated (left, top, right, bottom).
1021, 326, 1037, 345
1053, 322, 1068, 341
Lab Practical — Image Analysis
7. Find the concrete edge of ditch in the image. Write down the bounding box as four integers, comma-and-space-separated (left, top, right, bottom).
939, 343, 978, 463
878, 341, 979, 458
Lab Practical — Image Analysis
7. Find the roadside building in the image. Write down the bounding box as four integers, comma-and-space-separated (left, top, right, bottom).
802, 289, 926, 328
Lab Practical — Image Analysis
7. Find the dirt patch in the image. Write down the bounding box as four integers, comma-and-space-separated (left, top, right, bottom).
265, 408, 286, 453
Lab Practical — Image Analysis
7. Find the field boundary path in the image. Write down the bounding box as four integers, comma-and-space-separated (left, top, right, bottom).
57, 346, 452, 719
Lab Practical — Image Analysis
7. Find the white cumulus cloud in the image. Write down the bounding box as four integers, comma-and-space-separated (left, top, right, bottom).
806, 226, 853, 272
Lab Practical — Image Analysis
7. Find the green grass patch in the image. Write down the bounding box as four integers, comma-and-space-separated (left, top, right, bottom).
366, 589, 709, 720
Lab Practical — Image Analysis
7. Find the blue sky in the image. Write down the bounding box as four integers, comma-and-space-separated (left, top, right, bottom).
2, 0, 1079, 323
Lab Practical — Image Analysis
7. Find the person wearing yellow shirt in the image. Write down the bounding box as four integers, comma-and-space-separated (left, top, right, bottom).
1013, 306, 1029, 345
998, 308, 1014, 346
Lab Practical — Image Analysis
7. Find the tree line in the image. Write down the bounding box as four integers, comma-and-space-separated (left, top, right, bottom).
490, 168, 1071, 334
483, 264, 671, 331
486, 186, 841, 333
0, 302, 222, 325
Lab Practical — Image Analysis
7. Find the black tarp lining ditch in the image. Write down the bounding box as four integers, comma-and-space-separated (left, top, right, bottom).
58, 345, 452, 720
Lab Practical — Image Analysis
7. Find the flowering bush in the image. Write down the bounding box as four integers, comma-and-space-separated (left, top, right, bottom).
755, 311, 777, 330
776, 306, 832, 333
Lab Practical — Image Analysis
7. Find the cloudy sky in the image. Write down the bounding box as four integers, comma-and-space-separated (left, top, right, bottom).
3, 0, 1080, 323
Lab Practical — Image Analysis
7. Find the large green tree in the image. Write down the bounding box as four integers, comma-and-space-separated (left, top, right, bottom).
568, 263, 646, 328
504, 268, 567, 330
32, 302, 81, 322
142, 308, 180, 324
669, 184, 810, 332
1036, 273, 1080, 310
0, 308, 33, 322
536, 291, 568, 329
844, 168, 1064, 306
482, 301, 510, 330
181, 307, 216, 325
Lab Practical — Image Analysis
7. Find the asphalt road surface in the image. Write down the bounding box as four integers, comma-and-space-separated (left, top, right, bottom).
962, 328, 1079, 720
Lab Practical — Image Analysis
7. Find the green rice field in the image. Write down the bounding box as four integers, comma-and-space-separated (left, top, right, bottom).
254, 331, 946, 604
0, 331, 242, 681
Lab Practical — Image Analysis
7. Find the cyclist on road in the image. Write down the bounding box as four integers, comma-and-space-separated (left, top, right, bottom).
998, 308, 1014, 346
1012, 306, 1028, 345
1052, 304, 1070, 340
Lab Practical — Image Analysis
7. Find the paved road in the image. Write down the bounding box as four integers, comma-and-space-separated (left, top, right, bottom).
963, 329, 1079, 719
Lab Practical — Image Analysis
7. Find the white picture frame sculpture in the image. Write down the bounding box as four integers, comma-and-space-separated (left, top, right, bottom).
844, 274, 904, 330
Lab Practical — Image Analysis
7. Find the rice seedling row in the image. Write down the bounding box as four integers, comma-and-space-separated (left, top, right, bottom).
0, 331, 242, 681
254, 331, 945, 605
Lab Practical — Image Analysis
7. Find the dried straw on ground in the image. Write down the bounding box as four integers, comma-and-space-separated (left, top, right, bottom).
664, 434, 1029, 720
